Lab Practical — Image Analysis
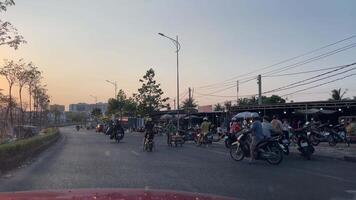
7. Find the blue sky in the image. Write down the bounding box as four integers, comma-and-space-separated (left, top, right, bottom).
0, 0, 355, 107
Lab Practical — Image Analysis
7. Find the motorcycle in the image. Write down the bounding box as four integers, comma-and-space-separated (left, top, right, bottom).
108, 121, 125, 142
196, 131, 220, 146
229, 129, 283, 165
307, 123, 331, 146
327, 124, 350, 146
277, 132, 290, 155
293, 128, 314, 160
224, 132, 237, 148
181, 128, 198, 143
143, 135, 155, 152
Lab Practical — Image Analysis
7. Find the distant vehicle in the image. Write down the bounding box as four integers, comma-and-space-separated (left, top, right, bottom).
96, 124, 104, 132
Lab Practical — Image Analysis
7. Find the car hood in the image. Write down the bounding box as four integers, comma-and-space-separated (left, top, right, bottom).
0, 188, 236, 200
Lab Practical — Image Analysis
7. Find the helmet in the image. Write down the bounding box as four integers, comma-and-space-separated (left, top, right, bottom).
203, 117, 208, 121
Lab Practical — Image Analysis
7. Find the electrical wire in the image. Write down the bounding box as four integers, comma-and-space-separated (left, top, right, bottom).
263, 62, 356, 94
264, 43, 356, 75
280, 73, 356, 97
262, 65, 349, 77
194, 35, 356, 89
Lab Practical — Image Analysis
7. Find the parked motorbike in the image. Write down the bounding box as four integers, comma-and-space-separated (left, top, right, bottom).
328, 124, 350, 146
277, 132, 290, 155
293, 128, 314, 160
307, 123, 331, 146
229, 129, 283, 165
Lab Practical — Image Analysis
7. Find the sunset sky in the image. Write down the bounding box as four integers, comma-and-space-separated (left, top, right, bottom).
0, 0, 356, 110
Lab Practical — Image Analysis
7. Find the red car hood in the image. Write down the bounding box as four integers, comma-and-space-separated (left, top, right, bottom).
0, 188, 236, 200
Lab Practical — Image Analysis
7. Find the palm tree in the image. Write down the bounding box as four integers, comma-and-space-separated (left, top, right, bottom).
329, 88, 347, 101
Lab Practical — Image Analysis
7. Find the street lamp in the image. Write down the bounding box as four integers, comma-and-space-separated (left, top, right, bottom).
106, 80, 117, 99
90, 95, 98, 108
158, 32, 181, 131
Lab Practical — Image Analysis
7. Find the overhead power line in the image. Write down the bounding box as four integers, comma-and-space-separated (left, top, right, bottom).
263, 65, 349, 77
264, 43, 356, 75
195, 34, 356, 89
281, 72, 356, 97
263, 62, 356, 94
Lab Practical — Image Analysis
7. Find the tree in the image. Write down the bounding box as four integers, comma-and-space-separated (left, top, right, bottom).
107, 89, 127, 118
15, 60, 33, 120
125, 97, 137, 117
329, 88, 347, 101
238, 95, 286, 105
91, 108, 102, 118
181, 97, 198, 111
133, 68, 169, 116
0, 59, 20, 125
26, 64, 41, 118
263, 95, 286, 104
214, 103, 224, 111
0, 0, 26, 49
224, 101, 232, 112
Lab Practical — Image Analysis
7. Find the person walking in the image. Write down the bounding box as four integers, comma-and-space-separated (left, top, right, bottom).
165, 120, 176, 146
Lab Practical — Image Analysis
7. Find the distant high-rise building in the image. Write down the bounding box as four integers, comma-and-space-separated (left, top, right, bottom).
49, 104, 65, 112
69, 102, 108, 114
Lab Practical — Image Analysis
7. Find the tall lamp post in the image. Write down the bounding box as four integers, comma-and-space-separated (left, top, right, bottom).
158, 32, 181, 131
106, 80, 117, 99
90, 95, 98, 108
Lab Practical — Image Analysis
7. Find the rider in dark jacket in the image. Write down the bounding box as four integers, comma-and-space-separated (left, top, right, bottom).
144, 118, 155, 141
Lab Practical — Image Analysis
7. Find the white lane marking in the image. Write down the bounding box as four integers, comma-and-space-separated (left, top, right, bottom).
131, 150, 140, 156
290, 167, 356, 184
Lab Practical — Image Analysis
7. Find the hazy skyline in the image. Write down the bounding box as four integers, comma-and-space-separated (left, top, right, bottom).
1, 0, 356, 109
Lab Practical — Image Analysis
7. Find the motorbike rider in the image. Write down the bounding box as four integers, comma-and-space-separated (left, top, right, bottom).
199, 117, 211, 144
261, 116, 272, 139
230, 118, 241, 135
250, 116, 264, 163
144, 117, 155, 144
271, 115, 283, 136
110, 118, 124, 139
165, 120, 176, 146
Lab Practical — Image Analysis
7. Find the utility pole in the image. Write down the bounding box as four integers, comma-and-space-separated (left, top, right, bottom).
236, 80, 239, 105
257, 75, 262, 105
188, 87, 192, 128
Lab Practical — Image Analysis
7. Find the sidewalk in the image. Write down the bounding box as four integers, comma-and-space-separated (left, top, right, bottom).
290, 143, 356, 162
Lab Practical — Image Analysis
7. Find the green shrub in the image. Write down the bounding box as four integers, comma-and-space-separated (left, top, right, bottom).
0, 127, 60, 172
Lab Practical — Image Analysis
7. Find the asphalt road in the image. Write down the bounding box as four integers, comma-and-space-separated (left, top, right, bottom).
0, 126, 356, 200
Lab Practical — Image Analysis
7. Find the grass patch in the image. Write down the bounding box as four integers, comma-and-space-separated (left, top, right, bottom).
0, 127, 60, 173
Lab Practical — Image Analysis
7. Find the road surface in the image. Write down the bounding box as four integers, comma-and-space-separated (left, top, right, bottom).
0, 127, 355, 200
